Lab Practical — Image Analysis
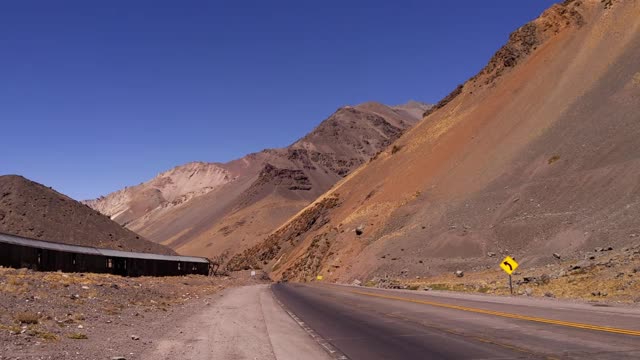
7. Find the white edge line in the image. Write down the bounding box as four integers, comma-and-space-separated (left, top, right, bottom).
270, 284, 349, 360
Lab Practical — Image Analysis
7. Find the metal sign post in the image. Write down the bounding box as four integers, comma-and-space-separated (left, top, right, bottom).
509, 274, 513, 295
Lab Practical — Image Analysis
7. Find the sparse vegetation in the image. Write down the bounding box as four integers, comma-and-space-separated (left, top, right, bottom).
364, 280, 377, 287
391, 244, 640, 303
15, 312, 39, 325
209, 250, 229, 275
102, 304, 123, 316
427, 283, 452, 291
0, 267, 257, 356
28, 329, 58, 341
8, 277, 23, 287
0, 324, 22, 334
548, 155, 561, 164
391, 144, 402, 154
66, 332, 88, 340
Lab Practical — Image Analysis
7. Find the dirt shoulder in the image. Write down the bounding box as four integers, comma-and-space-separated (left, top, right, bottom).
0, 268, 268, 359
142, 284, 329, 360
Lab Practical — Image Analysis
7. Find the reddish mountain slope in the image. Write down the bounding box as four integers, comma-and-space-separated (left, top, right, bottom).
0, 175, 174, 255
228, 0, 640, 281
87, 102, 430, 260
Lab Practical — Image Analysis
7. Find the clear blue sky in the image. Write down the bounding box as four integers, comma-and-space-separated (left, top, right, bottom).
1, 0, 558, 200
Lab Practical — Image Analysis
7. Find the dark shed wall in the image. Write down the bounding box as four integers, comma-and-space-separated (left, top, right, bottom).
0, 241, 209, 277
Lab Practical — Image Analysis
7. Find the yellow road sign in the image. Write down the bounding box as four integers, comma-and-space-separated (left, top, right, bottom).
316, 275, 323, 280
500, 256, 519, 275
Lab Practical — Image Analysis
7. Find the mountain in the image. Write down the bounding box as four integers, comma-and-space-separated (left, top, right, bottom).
87, 101, 430, 260
0, 175, 175, 255
228, 0, 640, 281
84, 162, 232, 226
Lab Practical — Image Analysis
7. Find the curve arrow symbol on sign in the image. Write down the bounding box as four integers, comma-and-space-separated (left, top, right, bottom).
503, 261, 512, 271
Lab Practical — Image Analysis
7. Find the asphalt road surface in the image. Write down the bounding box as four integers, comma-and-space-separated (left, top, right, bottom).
272, 283, 640, 359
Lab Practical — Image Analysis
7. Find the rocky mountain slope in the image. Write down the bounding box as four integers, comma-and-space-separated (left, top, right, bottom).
0, 175, 174, 255
87, 102, 430, 260
229, 0, 640, 282
83, 162, 232, 226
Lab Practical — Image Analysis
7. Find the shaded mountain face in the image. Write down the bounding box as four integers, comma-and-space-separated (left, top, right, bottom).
230, 0, 640, 281
0, 175, 174, 255
86, 101, 430, 260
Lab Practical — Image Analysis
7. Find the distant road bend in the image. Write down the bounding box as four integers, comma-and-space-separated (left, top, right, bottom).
272, 283, 640, 360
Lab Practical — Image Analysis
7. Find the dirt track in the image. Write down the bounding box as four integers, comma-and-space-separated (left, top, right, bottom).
142, 284, 328, 360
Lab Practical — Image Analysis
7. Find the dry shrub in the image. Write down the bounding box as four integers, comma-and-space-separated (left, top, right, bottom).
102, 304, 122, 315
8, 277, 23, 286
28, 329, 58, 341
0, 324, 22, 333
2, 276, 30, 294
15, 312, 39, 324
67, 333, 88, 340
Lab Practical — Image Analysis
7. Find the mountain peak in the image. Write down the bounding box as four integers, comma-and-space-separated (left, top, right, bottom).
86, 101, 425, 260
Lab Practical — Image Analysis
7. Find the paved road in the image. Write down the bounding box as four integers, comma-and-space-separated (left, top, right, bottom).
272, 283, 640, 359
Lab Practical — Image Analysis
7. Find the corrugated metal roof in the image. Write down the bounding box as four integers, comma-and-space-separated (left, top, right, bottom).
97, 248, 209, 263
0, 232, 209, 264
0, 232, 101, 255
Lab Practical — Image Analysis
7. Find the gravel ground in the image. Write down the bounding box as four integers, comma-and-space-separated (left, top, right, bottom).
0, 268, 269, 359
389, 244, 640, 304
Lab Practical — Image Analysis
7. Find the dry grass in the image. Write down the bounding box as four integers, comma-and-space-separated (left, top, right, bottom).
0, 324, 22, 334
102, 304, 123, 316
28, 328, 58, 341
66, 333, 88, 340
14, 312, 39, 325
8, 277, 23, 286
1, 275, 30, 294
0, 322, 58, 341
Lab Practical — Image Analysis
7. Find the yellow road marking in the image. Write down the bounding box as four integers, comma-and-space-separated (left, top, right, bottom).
387, 311, 543, 357
347, 289, 640, 337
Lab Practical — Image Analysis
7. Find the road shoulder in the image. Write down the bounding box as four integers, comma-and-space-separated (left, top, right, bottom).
141, 284, 330, 360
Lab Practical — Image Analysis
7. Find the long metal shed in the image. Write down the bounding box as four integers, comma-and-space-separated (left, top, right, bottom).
0, 232, 210, 276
